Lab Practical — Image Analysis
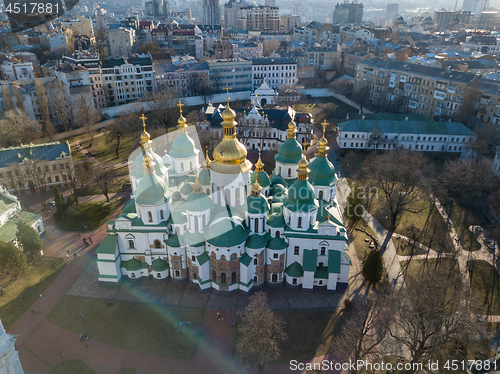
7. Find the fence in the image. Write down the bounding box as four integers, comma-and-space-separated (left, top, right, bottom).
297, 88, 372, 114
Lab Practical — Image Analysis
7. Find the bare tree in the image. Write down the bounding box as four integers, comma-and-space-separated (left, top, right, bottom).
236, 292, 287, 374
27, 159, 51, 207
144, 91, 177, 130
47, 80, 73, 131
12, 85, 24, 112
34, 80, 57, 141
332, 296, 391, 370
6, 163, 29, 208
455, 84, 481, 126
76, 96, 100, 142
94, 165, 113, 202
0, 110, 42, 147
1, 84, 15, 112
362, 150, 426, 231
67, 161, 94, 205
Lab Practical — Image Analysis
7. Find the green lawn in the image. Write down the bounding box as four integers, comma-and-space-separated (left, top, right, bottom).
47, 296, 205, 359
90, 132, 135, 165
292, 103, 320, 113
442, 202, 486, 251
55, 198, 125, 232
351, 222, 379, 262
49, 360, 95, 374
400, 258, 460, 281
0, 256, 66, 330
468, 260, 500, 315
392, 237, 426, 256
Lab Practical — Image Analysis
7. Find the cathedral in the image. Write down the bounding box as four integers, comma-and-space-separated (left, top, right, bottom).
96, 96, 350, 293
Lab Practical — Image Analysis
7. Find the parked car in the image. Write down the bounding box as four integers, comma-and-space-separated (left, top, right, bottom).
45, 201, 56, 208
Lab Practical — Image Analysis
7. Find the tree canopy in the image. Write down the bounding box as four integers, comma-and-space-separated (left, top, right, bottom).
16, 221, 43, 260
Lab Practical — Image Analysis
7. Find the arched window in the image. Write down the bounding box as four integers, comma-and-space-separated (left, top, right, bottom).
231, 253, 237, 259
225, 189, 231, 206
192, 255, 196, 261
298, 217, 302, 227
276, 231, 280, 238
319, 262, 324, 267
202, 215, 206, 227
254, 218, 259, 232
206, 188, 210, 195
180, 162, 184, 171
221, 254, 226, 260
128, 240, 135, 248
194, 218, 199, 232
193, 272, 197, 279
235, 187, 241, 205
154, 239, 161, 249
148, 211, 153, 222
231, 272, 237, 284
190, 161, 193, 169
160, 210, 164, 220
212, 270, 217, 281
244, 185, 248, 196
272, 273, 278, 282
318, 190, 323, 200
254, 258, 258, 265
288, 168, 291, 177
175, 226, 180, 234
221, 272, 226, 284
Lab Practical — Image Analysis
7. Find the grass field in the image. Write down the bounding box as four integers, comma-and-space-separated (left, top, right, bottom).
55, 198, 125, 232
350, 222, 379, 263
89, 132, 135, 165
48, 360, 95, 374
0, 256, 66, 330
392, 237, 427, 256
442, 202, 485, 252
47, 296, 205, 359
468, 260, 500, 315
400, 258, 460, 281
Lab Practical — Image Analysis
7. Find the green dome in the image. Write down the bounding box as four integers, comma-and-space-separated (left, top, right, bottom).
184, 192, 213, 212
198, 168, 210, 185
131, 150, 168, 179
151, 258, 168, 271
267, 237, 288, 250
183, 231, 205, 247
135, 172, 167, 206
169, 134, 197, 159
171, 209, 187, 224
267, 212, 286, 228
246, 194, 270, 214
270, 183, 286, 198
283, 179, 317, 212
309, 157, 336, 187
251, 170, 271, 188
122, 258, 146, 271
246, 233, 269, 249
180, 183, 193, 195
271, 174, 288, 187
172, 191, 182, 202
204, 211, 248, 247
275, 138, 302, 164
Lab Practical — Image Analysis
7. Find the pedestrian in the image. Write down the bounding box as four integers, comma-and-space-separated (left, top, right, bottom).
78, 233, 81, 238
217, 312, 220, 320
89, 237, 93, 245
85, 343, 88, 348
39, 294, 42, 300
31, 310, 34, 315
74, 252, 77, 258
35, 310, 38, 316
82, 238, 87, 245
66, 253, 69, 259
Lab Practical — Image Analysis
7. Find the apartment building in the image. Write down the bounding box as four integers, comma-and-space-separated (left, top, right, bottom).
293, 22, 342, 47
101, 56, 154, 106
0, 58, 35, 81
62, 53, 106, 109
206, 58, 252, 93
154, 62, 210, 97
61, 16, 94, 37
333, 1, 363, 25
474, 78, 500, 127
238, 4, 280, 32
252, 57, 297, 90
106, 27, 136, 58
224, 0, 249, 29
355, 58, 477, 119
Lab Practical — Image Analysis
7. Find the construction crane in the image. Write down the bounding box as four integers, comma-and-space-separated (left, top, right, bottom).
454, 0, 458, 11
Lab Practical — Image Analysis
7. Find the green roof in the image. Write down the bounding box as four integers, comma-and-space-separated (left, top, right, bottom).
314, 265, 328, 279
135, 173, 167, 206
246, 194, 270, 214
169, 133, 197, 159
0, 211, 42, 243
251, 170, 271, 188
165, 234, 182, 247
204, 211, 249, 247
130, 150, 167, 179
267, 213, 286, 228
270, 174, 288, 187
283, 180, 317, 213
275, 138, 303, 164
246, 233, 269, 249
267, 237, 288, 250
198, 168, 210, 185
180, 183, 193, 195
308, 156, 336, 187
197, 252, 210, 265
303, 249, 318, 272
0, 199, 17, 215
339, 119, 476, 136
328, 250, 341, 274
285, 261, 303, 277
240, 252, 252, 267
151, 258, 168, 271
95, 234, 118, 255
122, 258, 148, 271
183, 192, 212, 212
184, 231, 205, 247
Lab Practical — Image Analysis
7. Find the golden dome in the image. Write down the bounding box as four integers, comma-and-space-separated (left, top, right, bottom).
255, 149, 265, 172
177, 100, 187, 130
251, 181, 262, 196
297, 157, 310, 181
204, 146, 211, 169
140, 113, 150, 145
287, 120, 297, 139
192, 175, 202, 194
143, 152, 155, 174
319, 137, 328, 147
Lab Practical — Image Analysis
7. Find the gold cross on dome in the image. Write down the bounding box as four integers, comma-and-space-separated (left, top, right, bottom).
327, 215, 331, 221
321, 120, 329, 137
177, 100, 184, 113
225, 83, 232, 101
140, 113, 147, 129
302, 139, 309, 149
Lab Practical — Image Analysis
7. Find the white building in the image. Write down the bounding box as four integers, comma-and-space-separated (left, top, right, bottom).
39, 33, 67, 51
252, 57, 298, 91
0, 60, 35, 81
61, 16, 94, 37
338, 117, 476, 152
0, 318, 24, 374
96, 101, 349, 292
251, 80, 278, 105
106, 27, 136, 59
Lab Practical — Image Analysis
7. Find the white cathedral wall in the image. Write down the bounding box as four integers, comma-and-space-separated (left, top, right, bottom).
340, 262, 350, 283
97, 259, 121, 282
186, 208, 211, 232
303, 271, 314, 289
246, 213, 268, 234
210, 170, 251, 207
327, 273, 338, 290
172, 156, 200, 175
206, 243, 243, 261
283, 207, 317, 231
275, 162, 298, 179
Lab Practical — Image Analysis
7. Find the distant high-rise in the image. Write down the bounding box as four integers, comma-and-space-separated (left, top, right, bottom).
386, 3, 399, 15
333, 1, 363, 25
203, 0, 222, 26
434, 10, 471, 30
224, 0, 248, 29
462, 0, 482, 14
